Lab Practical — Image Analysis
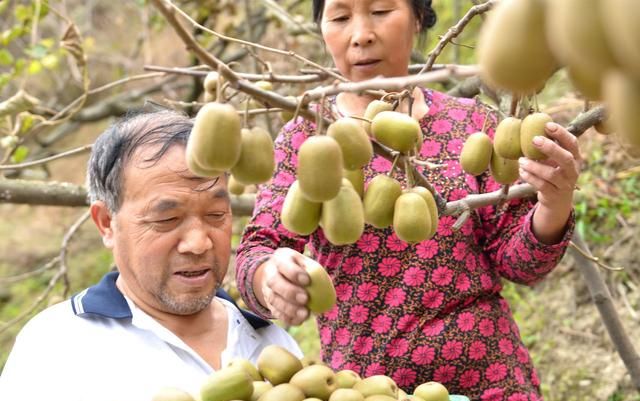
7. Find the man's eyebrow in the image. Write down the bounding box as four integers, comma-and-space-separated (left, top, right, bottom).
212, 187, 230, 202
150, 199, 179, 214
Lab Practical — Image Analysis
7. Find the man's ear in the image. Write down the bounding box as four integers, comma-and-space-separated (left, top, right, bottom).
90, 201, 115, 248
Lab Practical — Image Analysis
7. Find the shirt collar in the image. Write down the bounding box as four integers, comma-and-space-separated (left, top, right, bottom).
71, 271, 271, 330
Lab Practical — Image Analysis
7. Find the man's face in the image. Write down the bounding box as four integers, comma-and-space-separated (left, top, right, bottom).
100, 145, 232, 316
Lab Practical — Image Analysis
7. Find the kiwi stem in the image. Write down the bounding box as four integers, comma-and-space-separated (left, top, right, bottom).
316, 95, 326, 135
452, 205, 470, 231
388, 153, 401, 177
404, 158, 415, 188
216, 63, 223, 103
480, 109, 493, 133
348, 115, 373, 124
509, 94, 519, 117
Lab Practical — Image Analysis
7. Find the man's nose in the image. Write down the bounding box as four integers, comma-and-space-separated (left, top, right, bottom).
177, 219, 213, 255
351, 16, 375, 47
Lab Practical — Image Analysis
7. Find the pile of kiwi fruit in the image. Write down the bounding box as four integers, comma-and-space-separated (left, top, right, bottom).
152, 345, 458, 401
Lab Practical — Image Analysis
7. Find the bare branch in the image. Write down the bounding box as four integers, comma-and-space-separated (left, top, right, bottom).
0, 210, 90, 335
304, 65, 480, 100
0, 180, 88, 207
0, 145, 92, 171
419, 0, 497, 74
570, 233, 640, 390
144, 64, 327, 84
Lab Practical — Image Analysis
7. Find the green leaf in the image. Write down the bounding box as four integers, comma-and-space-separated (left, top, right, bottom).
0, 72, 10, 89
1, 26, 26, 46
0, 0, 10, 15
14, 5, 32, 23
41, 53, 58, 69
25, 43, 48, 59
39, 38, 55, 49
11, 145, 29, 163
27, 60, 42, 75
0, 48, 13, 66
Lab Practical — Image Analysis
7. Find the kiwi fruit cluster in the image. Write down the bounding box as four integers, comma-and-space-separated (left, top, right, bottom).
460, 112, 555, 184
477, 0, 640, 149
152, 345, 454, 401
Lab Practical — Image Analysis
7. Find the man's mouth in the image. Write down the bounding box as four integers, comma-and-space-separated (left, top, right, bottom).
355, 59, 381, 66
175, 269, 210, 278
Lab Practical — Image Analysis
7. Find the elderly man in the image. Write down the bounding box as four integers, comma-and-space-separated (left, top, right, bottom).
0, 109, 301, 401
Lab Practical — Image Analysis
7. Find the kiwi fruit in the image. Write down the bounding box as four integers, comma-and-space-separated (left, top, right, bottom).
477, 0, 557, 94
489, 151, 520, 185
304, 259, 337, 314
200, 367, 253, 401
256, 345, 303, 385
407, 186, 439, 240
321, 179, 365, 245
460, 132, 493, 176
189, 102, 242, 171
520, 112, 552, 160
281, 180, 322, 236
371, 111, 421, 153
231, 126, 275, 185
327, 118, 374, 170
393, 192, 432, 244
363, 174, 403, 229
297, 136, 344, 202
363, 100, 393, 135
343, 168, 365, 198
493, 117, 522, 160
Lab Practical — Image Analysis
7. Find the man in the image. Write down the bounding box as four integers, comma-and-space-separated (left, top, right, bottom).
0, 109, 302, 401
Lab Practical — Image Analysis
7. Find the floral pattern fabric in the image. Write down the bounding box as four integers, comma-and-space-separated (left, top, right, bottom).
236, 88, 574, 401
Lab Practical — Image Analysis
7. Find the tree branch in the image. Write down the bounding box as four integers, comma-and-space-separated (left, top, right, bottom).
570, 233, 640, 390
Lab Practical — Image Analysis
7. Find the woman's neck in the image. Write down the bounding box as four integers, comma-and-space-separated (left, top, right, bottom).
336, 87, 428, 121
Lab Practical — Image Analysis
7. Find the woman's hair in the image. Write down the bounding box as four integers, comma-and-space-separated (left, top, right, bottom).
312, 0, 437, 32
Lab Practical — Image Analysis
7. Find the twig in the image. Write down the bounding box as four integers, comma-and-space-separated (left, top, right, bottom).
0, 211, 90, 335
569, 241, 625, 271
0, 145, 92, 171
0, 256, 60, 285
304, 65, 479, 100
144, 64, 327, 83
418, 0, 497, 74
157, 0, 346, 84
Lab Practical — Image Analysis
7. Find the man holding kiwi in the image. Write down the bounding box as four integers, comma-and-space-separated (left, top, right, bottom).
0, 109, 301, 401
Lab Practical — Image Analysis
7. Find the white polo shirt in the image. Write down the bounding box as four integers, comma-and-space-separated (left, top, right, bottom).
0, 272, 302, 401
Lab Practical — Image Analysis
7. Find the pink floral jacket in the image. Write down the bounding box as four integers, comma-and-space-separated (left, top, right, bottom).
236, 89, 574, 401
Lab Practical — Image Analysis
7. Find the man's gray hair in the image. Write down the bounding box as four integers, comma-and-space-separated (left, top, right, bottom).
87, 108, 194, 212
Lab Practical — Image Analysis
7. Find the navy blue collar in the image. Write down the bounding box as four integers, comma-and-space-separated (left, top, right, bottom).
71, 271, 271, 330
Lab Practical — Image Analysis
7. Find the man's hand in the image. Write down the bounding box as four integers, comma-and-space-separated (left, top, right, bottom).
255, 248, 312, 326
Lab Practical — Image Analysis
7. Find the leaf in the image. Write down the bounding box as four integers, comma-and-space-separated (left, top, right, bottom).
0, 48, 13, 66
14, 5, 32, 23
0, 115, 11, 136
0, 0, 9, 15
0, 73, 10, 90
1, 26, 26, 46
0, 90, 40, 118
11, 145, 29, 163
25, 43, 48, 59
27, 60, 42, 75
41, 53, 58, 69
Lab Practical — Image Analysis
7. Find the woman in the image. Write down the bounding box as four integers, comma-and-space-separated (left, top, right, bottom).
236, 1, 581, 399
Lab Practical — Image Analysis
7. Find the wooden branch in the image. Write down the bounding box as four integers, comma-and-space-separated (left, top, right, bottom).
304, 65, 480, 100
0, 180, 89, 207
566, 105, 606, 138
0, 179, 258, 216
570, 233, 640, 390
144, 64, 327, 84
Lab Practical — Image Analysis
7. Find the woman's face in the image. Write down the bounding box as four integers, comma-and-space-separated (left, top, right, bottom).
320, 0, 418, 82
